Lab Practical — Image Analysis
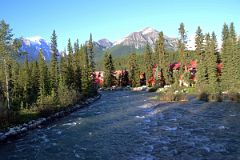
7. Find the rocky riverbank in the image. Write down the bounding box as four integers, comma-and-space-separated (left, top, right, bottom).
0, 94, 101, 143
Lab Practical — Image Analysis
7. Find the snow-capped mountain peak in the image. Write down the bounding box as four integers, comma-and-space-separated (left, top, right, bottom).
113, 27, 178, 50
19, 36, 52, 61
97, 39, 113, 48
141, 27, 158, 35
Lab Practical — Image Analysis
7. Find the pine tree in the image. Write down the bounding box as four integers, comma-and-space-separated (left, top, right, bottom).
72, 39, 82, 93
87, 34, 97, 95
30, 61, 39, 105
66, 39, 74, 88
50, 30, 58, 99
204, 33, 217, 93
74, 39, 80, 54
178, 23, 187, 67
195, 26, 204, 58
11, 61, 22, 110
21, 56, 31, 107
155, 31, 168, 85
59, 50, 68, 86
88, 34, 95, 73
229, 22, 238, 88
237, 38, 240, 84
0, 20, 14, 110
128, 52, 140, 87
144, 43, 153, 85
81, 46, 90, 95
38, 49, 49, 104
220, 23, 234, 91
195, 26, 206, 90
103, 52, 115, 87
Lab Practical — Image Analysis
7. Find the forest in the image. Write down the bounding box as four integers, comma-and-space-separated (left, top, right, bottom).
0, 20, 240, 129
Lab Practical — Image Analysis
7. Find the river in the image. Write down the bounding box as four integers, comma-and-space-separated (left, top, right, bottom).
0, 91, 239, 160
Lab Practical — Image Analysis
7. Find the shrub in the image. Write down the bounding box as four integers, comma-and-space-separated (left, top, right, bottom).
198, 92, 223, 102
148, 86, 159, 92
58, 85, 78, 106
228, 92, 240, 102
159, 90, 187, 102
198, 92, 209, 102
208, 93, 223, 102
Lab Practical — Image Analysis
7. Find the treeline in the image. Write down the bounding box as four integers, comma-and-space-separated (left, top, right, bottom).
102, 22, 240, 101
0, 20, 97, 126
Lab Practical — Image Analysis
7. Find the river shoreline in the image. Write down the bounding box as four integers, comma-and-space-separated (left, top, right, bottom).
0, 94, 101, 143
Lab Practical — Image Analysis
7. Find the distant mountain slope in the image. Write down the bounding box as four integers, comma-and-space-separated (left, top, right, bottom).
19, 36, 52, 61
113, 27, 178, 51
19, 27, 180, 62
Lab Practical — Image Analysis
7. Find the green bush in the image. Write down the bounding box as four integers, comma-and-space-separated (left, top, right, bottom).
58, 85, 78, 106
159, 90, 187, 102
198, 92, 209, 102
198, 92, 223, 102
228, 92, 240, 102
148, 86, 159, 92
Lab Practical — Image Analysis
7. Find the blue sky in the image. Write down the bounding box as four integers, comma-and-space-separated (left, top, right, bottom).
1, 0, 240, 50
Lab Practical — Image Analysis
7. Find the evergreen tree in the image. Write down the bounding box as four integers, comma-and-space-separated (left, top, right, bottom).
11, 61, 22, 110
50, 30, 58, 99
220, 23, 234, 91
0, 20, 15, 109
237, 37, 240, 83
144, 43, 153, 85
21, 56, 31, 107
155, 31, 168, 85
74, 39, 80, 54
195, 26, 204, 58
81, 46, 90, 95
30, 61, 40, 105
66, 39, 74, 88
178, 23, 187, 66
87, 34, 97, 95
88, 34, 95, 73
59, 50, 68, 86
103, 52, 115, 87
178, 23, 188, 86
38, 49, 49, 104
229, 22, 238, 88
128, 52, 140, 87
206, 33, 218, 93
195, 27, 206, 90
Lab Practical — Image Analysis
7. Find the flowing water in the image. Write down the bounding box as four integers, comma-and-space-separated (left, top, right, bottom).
0, 91, 240, 160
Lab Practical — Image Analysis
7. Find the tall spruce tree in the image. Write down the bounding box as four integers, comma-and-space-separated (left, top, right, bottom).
155, 31, 168, 85
178, 23, 188, 86
144, 43, 153, 85
195, 26, 206, 90
206, 33, 218, 93
103, 52, 115, 87
220, 23, 233, 91
128, 52, 140, 87
87, 34, 97, 95
0, 20, 14, 109
50, 30, 58, 99
229, 22, 238, 88
81, 46, 90, 95
66, 39, 74, 88
30, 61, 39, 105
38, 49, 49, 104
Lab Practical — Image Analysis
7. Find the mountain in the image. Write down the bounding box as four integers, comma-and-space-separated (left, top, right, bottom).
19, 27, 179, 61
19, 36, 52, 61
113, 27, 178, 51
97, 39, 113, 49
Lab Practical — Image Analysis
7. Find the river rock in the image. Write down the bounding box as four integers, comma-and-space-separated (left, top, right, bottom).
0, 135, 6, 141
20, 127, 27, 133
